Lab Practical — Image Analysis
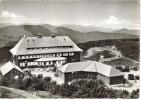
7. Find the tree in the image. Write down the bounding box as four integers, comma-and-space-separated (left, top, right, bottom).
130, 89, 139, 98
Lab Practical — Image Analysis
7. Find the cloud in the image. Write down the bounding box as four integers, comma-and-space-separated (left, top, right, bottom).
0, 11, 26, 24
102, 15, 125, 25
0, 11, 42, 25
0, 11, 25, 19
97, 15, 128, 29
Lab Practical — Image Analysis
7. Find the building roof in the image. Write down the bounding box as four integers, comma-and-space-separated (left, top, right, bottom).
35, 57, 66, 62
10, 36, 83, 55
0, 61, 23, 76
57, 61, 123, 77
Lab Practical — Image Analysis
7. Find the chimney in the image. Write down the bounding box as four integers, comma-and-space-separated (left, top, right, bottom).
51, 34, 56, 38
99, 55, 104, 63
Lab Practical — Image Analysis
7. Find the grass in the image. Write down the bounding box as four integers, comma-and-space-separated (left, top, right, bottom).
31, 90, 62, 98
104, 57, 139, 67
0, 87, 24, 98
0, 86, 62, 98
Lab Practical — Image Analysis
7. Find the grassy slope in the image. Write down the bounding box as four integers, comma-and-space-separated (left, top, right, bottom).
78, 38, 139, 61
0, 86, 61, 98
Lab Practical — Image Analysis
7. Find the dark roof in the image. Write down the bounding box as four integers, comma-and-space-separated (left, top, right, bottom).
10, 36, 83, 55
57, 61, 123, 77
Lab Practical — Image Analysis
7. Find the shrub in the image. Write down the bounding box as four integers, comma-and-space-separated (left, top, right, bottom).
128, 74, 134, 80
116, 66, 123, 71
122, 66, 130, 72
130, 89, 139, 98
120, 90, 129, 98
135, 75, 139, 80
132, 67, 138, 71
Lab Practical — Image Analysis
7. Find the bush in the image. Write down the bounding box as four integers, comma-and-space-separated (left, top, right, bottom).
130, 89, 139, 98
116, 66, 123, 71
120, 90, 129, 98
132, 67, 138, 71
128, 74, 134, 80
135, 75, 139, 80
122, 66, 130, 72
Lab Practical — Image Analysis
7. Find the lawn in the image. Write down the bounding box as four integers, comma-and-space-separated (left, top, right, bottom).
0, 86, 62, 98
0, 87, 24, 98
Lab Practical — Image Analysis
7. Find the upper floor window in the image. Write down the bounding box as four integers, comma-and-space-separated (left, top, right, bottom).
18, 56, 21, 59
57, 53, 62, 56
63, 53, 68, 56
22, 56, 25, 59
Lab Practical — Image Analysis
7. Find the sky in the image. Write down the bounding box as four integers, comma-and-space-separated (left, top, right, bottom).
0, 0, 140, 29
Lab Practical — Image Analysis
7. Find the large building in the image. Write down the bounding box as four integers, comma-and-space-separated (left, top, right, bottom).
10, 35, 83, 68
56, 61, 124, 85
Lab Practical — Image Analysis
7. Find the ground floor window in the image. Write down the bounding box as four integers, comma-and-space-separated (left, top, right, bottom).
20, 62, 25, 67
69, 52, 74, 56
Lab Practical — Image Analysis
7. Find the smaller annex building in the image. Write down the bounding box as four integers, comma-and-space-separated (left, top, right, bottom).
0, 61, 23, 80
56, 61, 124, 85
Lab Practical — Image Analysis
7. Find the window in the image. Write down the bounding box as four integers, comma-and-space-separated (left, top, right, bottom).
31, 62, 34, 66
46, 62, 49, 65
63, 53, 68, 56
34, 62, 38, 65
18, 56, 21, 59
57, 53, 62, 56
23, 62, 25, 66
20, 63, 22, 66
25, 56, 27, 59
42, 62, 44, 66
49, 61, 53, 65
28, 62, 31, 66
69, 52, 74, 56
20, 62, 25, 67
33, 55, 36, 58
29, 55, 32, 58
22, 56, 25, 59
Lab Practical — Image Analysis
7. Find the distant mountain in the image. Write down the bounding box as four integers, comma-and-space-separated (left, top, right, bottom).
0, 24, 139, 47
61, 24, 114, 33
112, 28, 139, 36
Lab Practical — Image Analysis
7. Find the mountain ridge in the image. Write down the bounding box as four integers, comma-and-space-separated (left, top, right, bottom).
0, 24, 139, 48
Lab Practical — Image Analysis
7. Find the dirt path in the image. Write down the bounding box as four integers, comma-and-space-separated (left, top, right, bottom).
0, 86, 40, 98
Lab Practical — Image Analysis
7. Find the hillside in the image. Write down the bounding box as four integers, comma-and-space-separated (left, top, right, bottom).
0, 24, 139, 47
61, 24, 114, 32
112, 28, 139, 36
78, 38, 139, 61
0, 86, 61, 98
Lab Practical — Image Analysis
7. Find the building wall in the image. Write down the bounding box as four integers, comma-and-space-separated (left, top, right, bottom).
97, 73, 110, 85
4, 68, 23, 81
109, 76, 124, 85
12, 51, 81, 68
57, 70, 123, 85
64, 71, 97, 83
56, 70, 64, 80
3, 68, 23, 87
